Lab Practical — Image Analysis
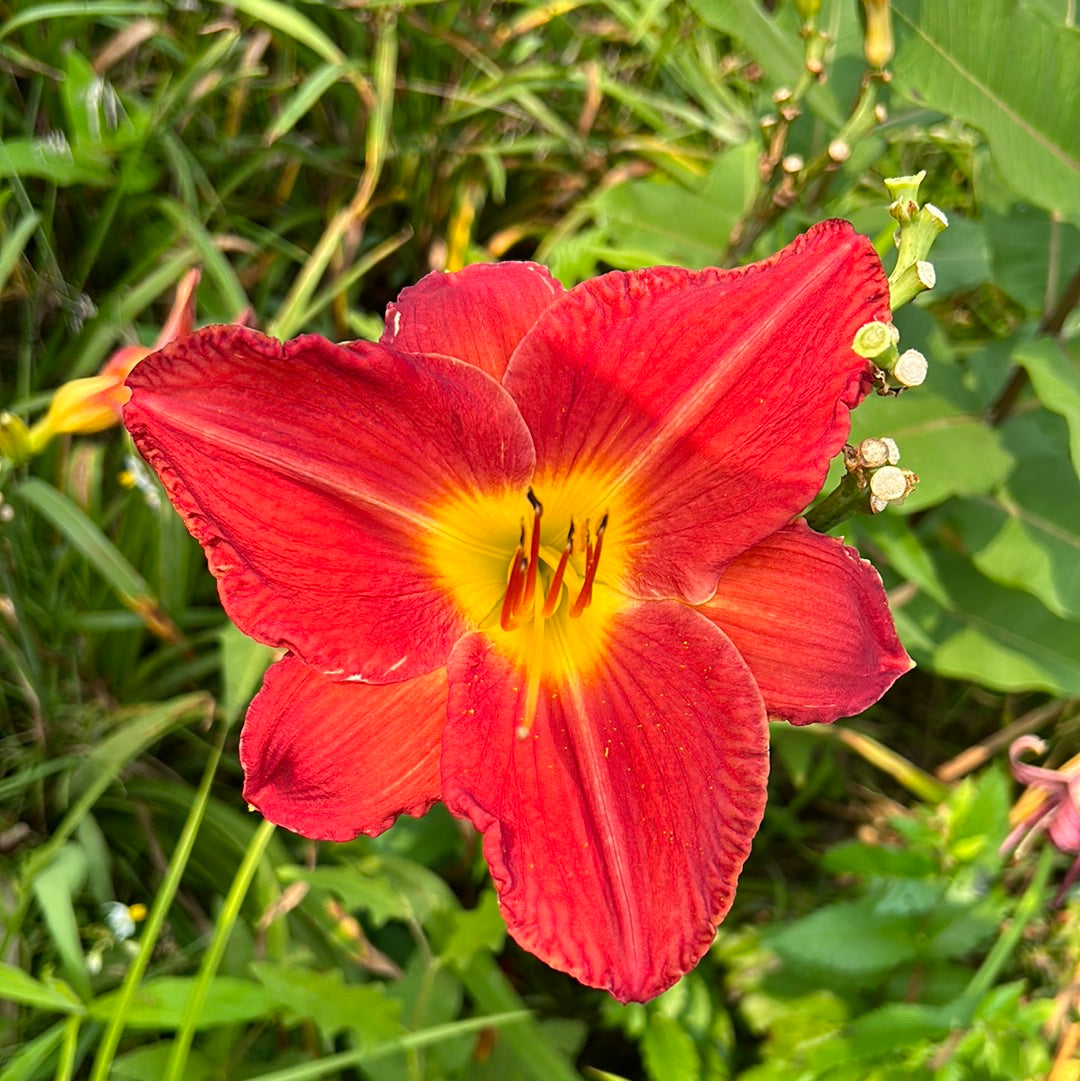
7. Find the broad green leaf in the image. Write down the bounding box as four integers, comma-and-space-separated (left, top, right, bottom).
250, 962, 402, 1042
924, 216, 992, 295
766, 898, 920, 976
110, 1046, 215, 1081
32, 844, 90, 1001
983, 205, 1080, 312
283, 855, 455, 927
947, 455, 1080, 618
892, 0, 1080, 216
821, 842, 937, 879
0, 963, 84, 1014
642, 1014, 702, 1081
88, 977, 278, 1029
904, 549, 1080, 694
0, 136, 111, 186
1014, 336, 1080, 471
848, 360, 1015, 511
589, 141, 760, 268
439, 888, 506, 965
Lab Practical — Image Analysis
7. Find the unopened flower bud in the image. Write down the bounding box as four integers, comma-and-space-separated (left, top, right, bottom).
0, 412, 33, 465
893, 348, 928, 388
794, 0, 822, 17
860, 0, 894, 69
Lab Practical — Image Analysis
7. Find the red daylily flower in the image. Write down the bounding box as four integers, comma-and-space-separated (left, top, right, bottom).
124, 221, 912, 1002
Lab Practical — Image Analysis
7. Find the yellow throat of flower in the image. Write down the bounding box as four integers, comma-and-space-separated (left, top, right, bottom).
425, 467, 631, 732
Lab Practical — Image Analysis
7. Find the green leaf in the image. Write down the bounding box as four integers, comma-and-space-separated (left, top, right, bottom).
32, 844, 90, 1001
642, 1014, 701, 1081
1014, 336, 1080, 471
892, 0, 1080, 215
766, 898, 919, 976
924, 216, 992, 295
0, 1022, 67, 1081
821, 842, 937, 880
439, 888, 507, 966
947, 455, 1080, 618
110, 1046, 215, 1081
904, 548, 1080, 694
263, 62, 355, 145
588, 140, 760, 268
215, 0, 349, 66
250, 962, 402, 1042
0, 963, 84, 1014
0, 136, 112, 186
88, 977, 279, 1030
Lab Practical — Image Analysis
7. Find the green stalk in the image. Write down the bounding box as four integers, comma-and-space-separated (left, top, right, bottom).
88, 729, 226, 1081
956, 845, 1055, 1018
162, 818, 277, 1081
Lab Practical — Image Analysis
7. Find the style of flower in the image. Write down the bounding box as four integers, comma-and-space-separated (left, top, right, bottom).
1002, 736, 1080, 903
123, 221, 912, 1002
25, 269, 200, 456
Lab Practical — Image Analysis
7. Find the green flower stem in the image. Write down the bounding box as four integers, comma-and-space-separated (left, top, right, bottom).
162, 817, 277, 1081
227, 1013, 530, 1081
805, 472, 870, 533
957, 845, 1055, 1019
88, 727, 226, 1081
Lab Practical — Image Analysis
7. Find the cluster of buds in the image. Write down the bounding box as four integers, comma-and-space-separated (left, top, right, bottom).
853, 320, 928, 395
885, 171, 948, 310
807, 436, 918, 532
1, 269, 201, 466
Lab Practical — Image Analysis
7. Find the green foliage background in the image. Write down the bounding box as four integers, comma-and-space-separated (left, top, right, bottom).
1, 1, 1078, 1078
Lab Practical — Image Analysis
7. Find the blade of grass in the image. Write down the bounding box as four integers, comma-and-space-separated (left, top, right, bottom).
1, 694, 213, 957
0, 211, 39, 293
88, 727, 226, 1081
161, 817, 277, 1081
262, 61, 354, 145
268, 11, 397, 339
0, 2, 164, 41
14, 477, 181, 642
242, 1013, 532, 1081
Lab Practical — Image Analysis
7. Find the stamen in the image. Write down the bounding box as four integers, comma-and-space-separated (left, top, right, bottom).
570, 512, 607, 618
522, 487, 543, 607
541, 522, 575, 618
499, 528, 527, 632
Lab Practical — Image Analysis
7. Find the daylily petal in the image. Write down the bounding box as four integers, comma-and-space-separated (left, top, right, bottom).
503, 221, 890, 602
125, 325, 535, 680
381, 261, 565, 380
241, 654, 447, 841
698, 520, 912, 725
443, 601, 769, 1002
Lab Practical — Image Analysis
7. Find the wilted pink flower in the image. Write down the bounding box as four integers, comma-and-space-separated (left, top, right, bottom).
1002, 735, 1080, 902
